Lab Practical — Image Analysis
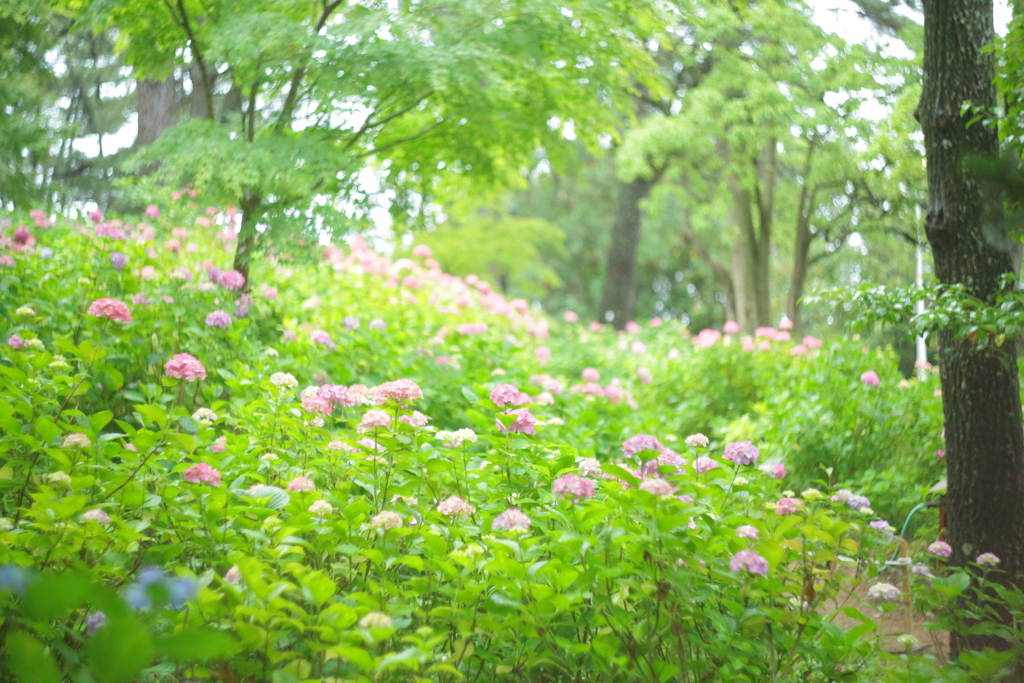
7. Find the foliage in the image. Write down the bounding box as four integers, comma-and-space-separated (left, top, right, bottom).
0, 198, 981, 681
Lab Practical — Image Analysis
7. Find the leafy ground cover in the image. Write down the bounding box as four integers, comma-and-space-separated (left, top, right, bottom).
0, 202, 1013, 681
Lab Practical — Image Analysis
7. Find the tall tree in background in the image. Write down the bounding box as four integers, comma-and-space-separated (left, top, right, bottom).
918, 0, 1024, 655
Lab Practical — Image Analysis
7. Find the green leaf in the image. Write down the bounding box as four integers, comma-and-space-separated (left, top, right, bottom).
23, 571, 96, 620
90, 410, 114, 433
135, 404, 167, 430
154, 628, 239, 662
34, 416, 60, 443
6, 631, 61, 683
85, 613, 154, 683
246, 485, 290, 509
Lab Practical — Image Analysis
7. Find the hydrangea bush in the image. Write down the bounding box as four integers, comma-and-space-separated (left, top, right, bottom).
0, 203, 1010, 680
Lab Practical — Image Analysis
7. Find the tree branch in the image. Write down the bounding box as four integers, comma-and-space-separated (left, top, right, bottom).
275, 0, 345, 132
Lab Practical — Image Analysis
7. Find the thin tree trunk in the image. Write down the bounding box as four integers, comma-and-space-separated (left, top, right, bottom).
232, 191, 262, 288
753, 141, 776, 328
919, 0, 1024, 657
727, 176, 759, 333
190, 61, 215, 120
679, 207, 737, 322
135, 74, 179, 146
598, 172, 661, 328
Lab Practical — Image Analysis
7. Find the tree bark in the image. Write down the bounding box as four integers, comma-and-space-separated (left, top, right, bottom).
598, 172, 662, 328
189, 61, 215, 120
135, 74, 179, 146
232, 191, 262, 288
679, 206, 737, 323
919, 0, 1024, 657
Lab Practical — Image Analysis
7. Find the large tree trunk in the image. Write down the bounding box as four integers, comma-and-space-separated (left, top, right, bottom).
727, 174, 772, 333
919, 0, 1024, 657
598, 173, 661, 328
135, 74, 179, 146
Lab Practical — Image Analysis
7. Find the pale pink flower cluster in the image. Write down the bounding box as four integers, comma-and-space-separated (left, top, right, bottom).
82, 509, 110, 524
490, 383, 522, 407
492, 508, 531, 532
685, 433, 709, 448
636, 367, 652, 384
775, 497, 804, 515
762, 462, 786, 479
7, 334, 27, 349
87, 298, 132, 323
736, 525, 760, 540
399, 411, 429, 427
361, 409, 392, 430
437, 496, 475, 517
309, 329, 336, 350
456, 322, 488, 335
165, 353, 206, 381
372, 379, 423, 404
623, 434, 664, 458
183, 462, 221, 487
287, 476, 316, 492
205, 310, 232, 328
694, 456, 719, 474
692, 329, 722, 348
581, 368, 600, 382
867, 582, 900, 601
639, 478, 675, 496
730, 550, 769, 575
563, 311, 578, 322
217, 269, 246, 290
63, 433, 92, 449
497, 408, 537, 435
301, 394, 333, 417
927, 541, 952, 558
371, 510, 403, 530
976, 553, 1000, 566
270, 372, 298, 389
724, 321, 740, 334
723, 441, 760, 466
860, 370, 880, 387
552, 474, 595, 500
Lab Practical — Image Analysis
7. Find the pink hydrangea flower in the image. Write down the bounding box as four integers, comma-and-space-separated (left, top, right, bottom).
639, 478, 675, 496
183, 462, 221, 487
625, 321, 641, 334
218, 270, 246, 290
287, 476, 316, 492
764, 463, 786, 479
552, 474, 595, 500
723, 441, 760, 466
736, 525, 760, 540
361, 409, 392, 430
412, 244, 432, 258
492, 508, 531, 531
211, 436, 227, 453
165, 353, 206, 381
803, 336, 822, 348
927, 541, 952, 558
775, 497, 805, 515
791, 344, 807, 356
302, 395, 333, 417
723, 321, 740, 334
437, 495, 474, 517
623, 434, 664, 458
372, 379, 423, 404
860, 370, 880, 387
309, 329, 335, 349
563, 311, 579, 323
730, 550, 769, 575
636, 367, 652, 384
581, 368, 600, 382
145, 204, 160, 218
976, 553, 1000, 566
490, 383, 521, 407
685, 433, 709, 448
205, 310, 232, 328
7, 334, 28, 349
694, 456, 719, 474
497, 408, 537, 435
399, 411, 429, 427
87, 298, 132, 323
